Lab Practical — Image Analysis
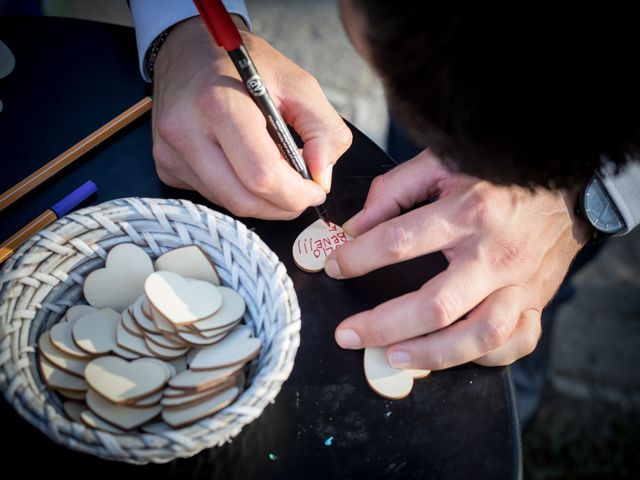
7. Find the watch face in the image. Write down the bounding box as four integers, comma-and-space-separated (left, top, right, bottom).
584, 177, 626, 234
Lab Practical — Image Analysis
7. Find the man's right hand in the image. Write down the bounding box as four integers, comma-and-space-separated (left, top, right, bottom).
152, 16, 352, 219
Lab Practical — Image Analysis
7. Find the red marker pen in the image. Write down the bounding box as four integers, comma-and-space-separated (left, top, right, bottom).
193, 0, 330, 224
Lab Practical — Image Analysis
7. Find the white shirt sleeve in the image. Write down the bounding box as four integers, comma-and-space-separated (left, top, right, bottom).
130, 0, 251, 82
597, 158, 640, 235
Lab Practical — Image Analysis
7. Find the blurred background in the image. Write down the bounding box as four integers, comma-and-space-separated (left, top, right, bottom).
2, 1, 639, 478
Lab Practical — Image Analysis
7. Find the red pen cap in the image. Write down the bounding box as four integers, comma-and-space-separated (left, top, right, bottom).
193, 0, 242, 51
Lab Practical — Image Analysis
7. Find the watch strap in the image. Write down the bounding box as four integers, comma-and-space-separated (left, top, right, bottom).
596, 157, 640, 235
144, 28, 172, 82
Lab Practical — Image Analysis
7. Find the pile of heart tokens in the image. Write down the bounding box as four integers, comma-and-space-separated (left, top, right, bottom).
37, 243, 261, 432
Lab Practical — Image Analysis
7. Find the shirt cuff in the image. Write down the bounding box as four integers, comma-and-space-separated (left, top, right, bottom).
130, 0, 251, 82
597, 157, 640, 235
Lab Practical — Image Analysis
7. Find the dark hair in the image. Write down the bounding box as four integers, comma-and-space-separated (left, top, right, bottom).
348, 3, 640, 189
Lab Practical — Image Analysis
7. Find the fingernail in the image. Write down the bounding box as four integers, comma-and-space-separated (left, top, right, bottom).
320, 167, 333, 193
342, 208, 364, 235
336, 329, 361, 349
388, 351, 411, 368
324, 259, 343, 279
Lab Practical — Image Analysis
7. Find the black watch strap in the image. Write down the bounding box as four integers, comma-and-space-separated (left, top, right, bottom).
144, 28, 172, 82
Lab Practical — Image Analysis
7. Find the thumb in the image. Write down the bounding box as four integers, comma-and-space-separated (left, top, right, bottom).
343, 149, 449, 236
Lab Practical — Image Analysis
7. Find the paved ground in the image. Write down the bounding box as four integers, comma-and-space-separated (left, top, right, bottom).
29, 0, 640, 477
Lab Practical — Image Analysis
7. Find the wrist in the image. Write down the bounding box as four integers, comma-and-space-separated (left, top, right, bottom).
560, 187, 592, 247
152, 16, 226, 84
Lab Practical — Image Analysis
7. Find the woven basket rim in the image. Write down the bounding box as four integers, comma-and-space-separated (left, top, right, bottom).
0, 197, 301, 464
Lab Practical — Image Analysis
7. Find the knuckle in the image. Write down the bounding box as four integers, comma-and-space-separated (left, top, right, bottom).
464, 184, 499, 229
369, 328, 392, 347
479, 318, 510, 351
522, 323, 542, 357
152, 146, 183, 185
426, 292, 454, 329
245, 167, 277, 196
381, 225, 411, 260
295, 69, 320, 89
155, 168, 180, 189
369, 174, 389, 199
196, 85, 226, 113
155, 115, 188, 149
329, 122, 353, 157
336, 124, 353, 151
427, 351, 448, 371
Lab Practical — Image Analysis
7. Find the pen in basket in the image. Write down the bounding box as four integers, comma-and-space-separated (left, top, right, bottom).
0, 180, 97, 265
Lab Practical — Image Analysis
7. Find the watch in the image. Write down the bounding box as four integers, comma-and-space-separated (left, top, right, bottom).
577, 174, 626, 242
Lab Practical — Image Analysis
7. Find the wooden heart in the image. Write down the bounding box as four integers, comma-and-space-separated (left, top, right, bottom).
49, 317, 95, 359
71, 308, 120, 354
85, 389, 161, 430
85, 356, 168, 404
38, 332, 89, 377
145, 271, 222, 326
80, 409, 125, 434
63, 305, 97, 323
190, 287, 246, 331
83, 243, 154, 312
162, 386, 239, 428
190, 325, 260, 371
168, 364, 241, 392
364, 347, 414, 400
154, 245, 221, 285
39, 356, 88, 392
292, 220, 352, 272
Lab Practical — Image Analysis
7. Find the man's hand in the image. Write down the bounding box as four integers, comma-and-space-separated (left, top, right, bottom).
151, 17, 352, 219
324, 149, 590, 369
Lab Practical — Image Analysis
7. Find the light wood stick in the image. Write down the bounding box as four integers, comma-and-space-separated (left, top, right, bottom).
0, 96, 152, 213
0, 210, 57, 264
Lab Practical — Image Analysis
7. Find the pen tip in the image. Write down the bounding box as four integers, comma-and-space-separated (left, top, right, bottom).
314, 204, 331, 226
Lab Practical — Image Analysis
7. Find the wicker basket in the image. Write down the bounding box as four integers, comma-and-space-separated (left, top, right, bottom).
0, 197, 301, 464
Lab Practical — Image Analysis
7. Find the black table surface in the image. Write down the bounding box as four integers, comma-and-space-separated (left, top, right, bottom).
0, 16, 521, 480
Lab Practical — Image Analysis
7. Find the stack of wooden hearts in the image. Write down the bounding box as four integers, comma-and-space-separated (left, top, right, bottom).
37, 244, 261, 431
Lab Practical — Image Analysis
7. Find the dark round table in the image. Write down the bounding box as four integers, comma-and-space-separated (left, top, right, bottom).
0, 16, 521, 480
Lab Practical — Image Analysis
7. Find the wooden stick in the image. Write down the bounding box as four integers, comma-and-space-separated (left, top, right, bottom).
0, 210, 57, 264
0, 96, 152, 213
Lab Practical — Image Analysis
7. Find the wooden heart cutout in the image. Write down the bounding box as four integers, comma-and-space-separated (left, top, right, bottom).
145, 271, 222, 326
292, 220, 352, 272
72, 308, 119, 354
364, 347, 414, 400
83, 243, 154, 312
154, 245, 221, 286
85, 389, 161, 430
190, 287, 246, 331
85, 356, 168, 404
190, 325, 259, 371
162, 386, 239, 428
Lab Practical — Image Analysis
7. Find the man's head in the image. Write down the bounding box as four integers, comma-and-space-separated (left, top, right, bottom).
339, 2, 640, 189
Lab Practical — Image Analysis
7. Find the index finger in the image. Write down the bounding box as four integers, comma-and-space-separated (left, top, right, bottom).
325, 202, 455, 279
213, 91, 327, 212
